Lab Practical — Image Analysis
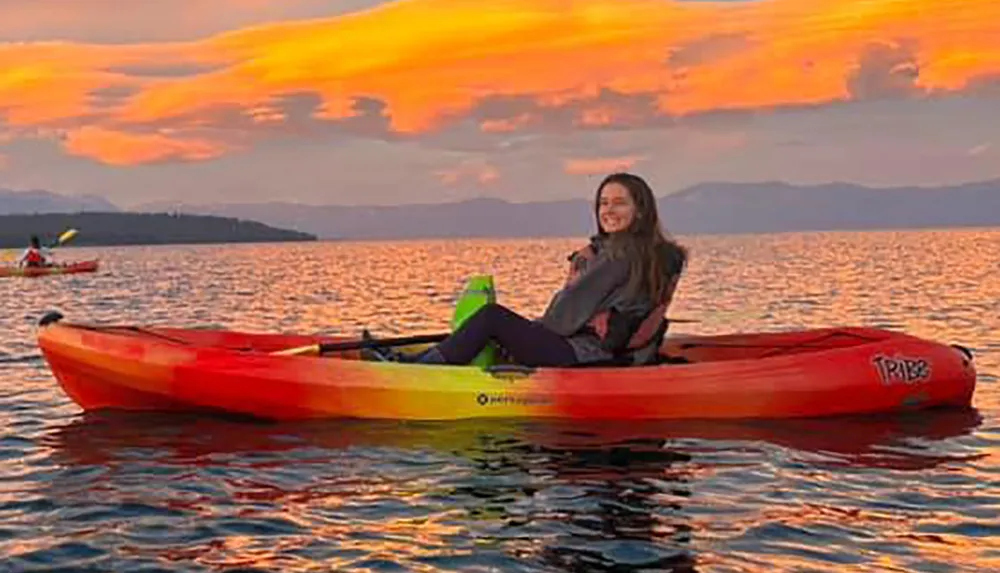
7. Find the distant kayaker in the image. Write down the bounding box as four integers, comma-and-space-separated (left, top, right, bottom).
17, 235, 52, 268
370, 172, 689, 367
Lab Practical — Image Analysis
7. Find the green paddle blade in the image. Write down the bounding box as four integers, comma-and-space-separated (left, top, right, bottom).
451, 275, 498, 368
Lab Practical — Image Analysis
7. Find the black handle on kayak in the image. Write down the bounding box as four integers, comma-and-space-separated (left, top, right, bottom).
484, 364, 537, 377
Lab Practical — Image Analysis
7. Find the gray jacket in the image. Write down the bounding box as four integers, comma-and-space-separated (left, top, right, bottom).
538, 238, 664, 364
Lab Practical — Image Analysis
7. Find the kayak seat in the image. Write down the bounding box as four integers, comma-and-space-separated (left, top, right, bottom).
564, 318, 692, 368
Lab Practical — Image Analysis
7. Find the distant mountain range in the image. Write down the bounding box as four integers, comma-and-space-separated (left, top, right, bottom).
3, 179, 999, 239
133, 179, 1000, 239
0, 188, 118, 215
0, 213, 315, 248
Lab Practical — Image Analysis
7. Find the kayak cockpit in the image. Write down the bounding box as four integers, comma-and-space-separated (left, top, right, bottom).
71, 324, 900, 367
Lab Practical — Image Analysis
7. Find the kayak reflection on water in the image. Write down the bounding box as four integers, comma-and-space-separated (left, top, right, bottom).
37, 408, 982, 570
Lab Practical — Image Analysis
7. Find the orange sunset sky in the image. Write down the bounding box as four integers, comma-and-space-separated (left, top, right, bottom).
0, 0, 998, 207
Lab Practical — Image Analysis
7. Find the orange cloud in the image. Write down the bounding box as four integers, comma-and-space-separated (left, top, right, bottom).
64, 126, 230, 166
480, 113, 533, 133
564, 156, 644, 175
0, 42, 221, 126
1, 0, 999, 166
0, 50, 112, 126
435, 159, 500, 185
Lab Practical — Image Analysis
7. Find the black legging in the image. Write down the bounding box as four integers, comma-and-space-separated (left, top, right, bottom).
434, 303, 578, 367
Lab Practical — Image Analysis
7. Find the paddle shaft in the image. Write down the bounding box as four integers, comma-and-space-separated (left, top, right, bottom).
273, 332, 450, 356
319, 332, 449, 353
278, 317, 702, 356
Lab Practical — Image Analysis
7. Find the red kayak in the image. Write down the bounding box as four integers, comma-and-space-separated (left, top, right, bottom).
37, 314, 977, 422
0, 260, 99, 278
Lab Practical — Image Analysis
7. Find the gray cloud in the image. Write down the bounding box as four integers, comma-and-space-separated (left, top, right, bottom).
89, 85, 142, 111
967, 73, 1000, 95
416, 89, 670, 152
846, 40, 924, 100
199, 92, 393, 140
104, 63, 224, 78
120, 86, 676, 153
338, 97, 393, 138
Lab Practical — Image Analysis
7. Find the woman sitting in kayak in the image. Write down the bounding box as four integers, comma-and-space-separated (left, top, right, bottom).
373, 171, 688, 367
17, 236, 52, 268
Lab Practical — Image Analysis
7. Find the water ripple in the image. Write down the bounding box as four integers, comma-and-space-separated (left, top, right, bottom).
0, 232, 998, 571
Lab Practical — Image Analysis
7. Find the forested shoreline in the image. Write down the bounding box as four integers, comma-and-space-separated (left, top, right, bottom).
0, 212, 316, 248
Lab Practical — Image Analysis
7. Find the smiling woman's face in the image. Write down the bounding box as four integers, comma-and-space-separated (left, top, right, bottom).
597, 181, 636, 234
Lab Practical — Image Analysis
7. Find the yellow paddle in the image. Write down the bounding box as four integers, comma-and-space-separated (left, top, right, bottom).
51, 228, 79, 247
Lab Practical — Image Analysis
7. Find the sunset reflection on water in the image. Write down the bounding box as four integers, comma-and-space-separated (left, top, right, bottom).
0, 230, 997, 571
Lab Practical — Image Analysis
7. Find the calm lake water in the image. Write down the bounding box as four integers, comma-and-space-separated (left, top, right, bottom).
1, 230, 998, 572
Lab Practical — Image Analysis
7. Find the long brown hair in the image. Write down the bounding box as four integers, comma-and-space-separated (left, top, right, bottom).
594, 172, 688, 302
